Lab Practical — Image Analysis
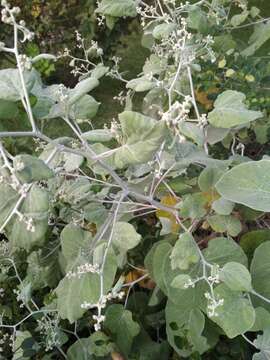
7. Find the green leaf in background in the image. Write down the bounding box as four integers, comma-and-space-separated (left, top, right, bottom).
203, 237, 248, 267
242, 21, 270, 57
219, 262, 252, 292
207, 215, 242, 237
240, 230, 270, 260
170, 232, 200, 271
211, 284, 255, 338
208, 90, 262, 128
198, 166, 225, 192
212, 197, 234, 215
180, 192, 207, 219
67, 338, 93, 360
96, 0, 137, 18
216, 160, 270, 212
14, 154, 54, 183
251, 242, 270, 310
152, 23, 176, 39
112, 221, 141, 251
105, 304, 140, 356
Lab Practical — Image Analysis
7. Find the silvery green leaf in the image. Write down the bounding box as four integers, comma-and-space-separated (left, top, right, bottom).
242, 21, 270, 57
219, 262, 252, 292
171, 274, 192, 289
216, 160, 270, 212
96, 0, 137, 18
212, 197, 234, 215
71, 94, 100, 120
207, 215, 242, 237
109, 111, 166, 169
14, 154, 54, 183
69, 77, 99, 105
231, 10, 249, 27
170, 232, 200, 271
126, 76, 154, 92
210, 284, 255, 338
0, 69, 36, 102
112, 221, 141, 250
82, 129, 113, 142
208, 90, 262, 128
105, 304, 140, 356
152, 23, 176, 39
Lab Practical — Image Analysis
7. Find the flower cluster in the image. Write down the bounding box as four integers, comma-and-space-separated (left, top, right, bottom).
66, 262, 101, 279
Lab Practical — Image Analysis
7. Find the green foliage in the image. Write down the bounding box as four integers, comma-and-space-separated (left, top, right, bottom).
1, 0, 270, 359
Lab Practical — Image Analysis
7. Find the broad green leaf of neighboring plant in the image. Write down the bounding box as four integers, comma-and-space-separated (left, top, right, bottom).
208, 90, 262, 128
216, 160, 270, 212
112, 221, 141, 251
219, 262, 252, 292
8, 185, 49, 252
109, 111, 166, 169
96, 0, 137, 18
104, 304, 140, 356
0, 69, 36, 102
14, 154, 54, 183
60, 224, 93, 268
170, 232, 200, 271
203, 237, 248, 267
207, 215, 242, 237
56, 252, 117, 323
251, 242, 270, 310
210, 284, 255, 338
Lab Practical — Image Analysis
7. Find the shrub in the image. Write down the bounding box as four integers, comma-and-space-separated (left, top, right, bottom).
0, 0, 270, 359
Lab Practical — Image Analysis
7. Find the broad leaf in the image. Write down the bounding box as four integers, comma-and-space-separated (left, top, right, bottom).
210, 284, 255, 338
251, 242, 270, 310
109, 111, 166, 169
219, 262, 252, 292
8, 185, 49, 252
104, 304, 140, 356
0, 69, 36, 102
216, 160, 270, 211
170, 232, 200, 270
14, 154, 54, 183
207, 215, 242, 237
208, 90, 262, 128
112, 221, 141, 251
96, 0, 137, 18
